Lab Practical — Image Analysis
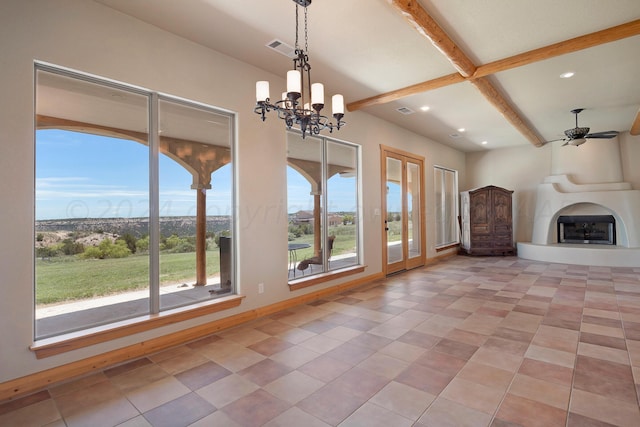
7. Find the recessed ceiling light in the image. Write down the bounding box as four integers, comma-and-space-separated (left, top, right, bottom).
560, 72, 575, 79
420, 105, 430, 112
481, 140, 488, 145
457, 128, 465, 132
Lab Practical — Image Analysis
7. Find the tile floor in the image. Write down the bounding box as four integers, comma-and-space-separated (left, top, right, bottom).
2, 256, 640, 426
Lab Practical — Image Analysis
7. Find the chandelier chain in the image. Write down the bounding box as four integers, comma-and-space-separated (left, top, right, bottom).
304, 6, 308, 53
295, 4, 299, 50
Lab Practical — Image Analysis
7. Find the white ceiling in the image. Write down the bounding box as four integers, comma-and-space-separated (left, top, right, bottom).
94, 0, 640, 152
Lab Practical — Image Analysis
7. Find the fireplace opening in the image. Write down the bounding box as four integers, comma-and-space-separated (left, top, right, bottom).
557, 215, 616, 245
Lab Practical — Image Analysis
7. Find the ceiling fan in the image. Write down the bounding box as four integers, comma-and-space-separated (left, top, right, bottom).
549, 108, 619, 146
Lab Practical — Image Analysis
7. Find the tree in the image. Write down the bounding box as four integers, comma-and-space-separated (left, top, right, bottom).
342, 214, 354, 225
80, 239, 131, 259
36, 246, 57, 259
136, 235, 150, 252
162, 234, 181, 251
121, 233, 137, 254
61, 238, 84, 255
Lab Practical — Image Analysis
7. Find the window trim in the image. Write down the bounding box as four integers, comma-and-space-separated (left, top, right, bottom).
31, 294, 245, 359
289, 265, 366, 291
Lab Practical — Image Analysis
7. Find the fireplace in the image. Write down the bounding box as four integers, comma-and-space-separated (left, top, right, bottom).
557, 215, 615, 245
517, 174, 640, 267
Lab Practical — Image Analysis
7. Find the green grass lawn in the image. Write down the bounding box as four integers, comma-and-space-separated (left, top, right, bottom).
36, 250, 221, 305
37, 224, 362, 305
288, 224, 358, 260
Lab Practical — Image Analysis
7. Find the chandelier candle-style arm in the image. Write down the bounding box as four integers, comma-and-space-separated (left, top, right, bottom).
253, 0, 345, 138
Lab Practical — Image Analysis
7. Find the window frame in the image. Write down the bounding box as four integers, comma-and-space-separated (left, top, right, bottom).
286, 131, 364, 289
33, 62, 239, 354
434, 165, 459, 250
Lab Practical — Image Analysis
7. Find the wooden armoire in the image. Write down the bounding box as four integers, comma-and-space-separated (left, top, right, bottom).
460, 185, 516, 256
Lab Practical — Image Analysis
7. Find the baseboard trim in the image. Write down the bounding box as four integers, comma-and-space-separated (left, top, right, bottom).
0, 271, 384, 402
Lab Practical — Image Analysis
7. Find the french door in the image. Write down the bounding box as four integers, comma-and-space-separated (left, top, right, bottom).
381, 146, 426, 275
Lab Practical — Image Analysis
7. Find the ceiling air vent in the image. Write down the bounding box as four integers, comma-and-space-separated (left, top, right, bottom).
266, 39, 296, 58
396, 107, 415, 115
449, 133, 462, 139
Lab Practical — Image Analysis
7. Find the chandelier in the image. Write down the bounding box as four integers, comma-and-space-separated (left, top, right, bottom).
254, 0, 345, 139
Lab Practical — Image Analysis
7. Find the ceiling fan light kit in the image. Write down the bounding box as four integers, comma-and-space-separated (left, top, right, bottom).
567, 138, 586, 146
254, 0, 345, 139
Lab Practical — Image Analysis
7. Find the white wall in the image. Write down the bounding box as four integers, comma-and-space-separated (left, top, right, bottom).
0, 0, 464, 382
464, 144, 552, 243
620, 132, 640, 189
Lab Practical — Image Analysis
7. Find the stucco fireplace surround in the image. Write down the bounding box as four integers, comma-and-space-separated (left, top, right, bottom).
518, 175, 640, 267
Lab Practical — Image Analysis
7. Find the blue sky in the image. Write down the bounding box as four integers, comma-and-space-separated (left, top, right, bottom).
286, 166, 358, 214
36, 130, 230, 220
36, 130, 357, 220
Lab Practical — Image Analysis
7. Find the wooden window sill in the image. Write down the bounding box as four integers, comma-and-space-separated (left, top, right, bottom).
288, 265, 366, 291
436, 242, 459, 252
30, 294, 245, 359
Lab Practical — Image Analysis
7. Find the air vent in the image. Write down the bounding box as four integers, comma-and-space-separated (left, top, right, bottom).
396, 107, 415, 115
266, 39, 296, 58
449, 133, 462, 139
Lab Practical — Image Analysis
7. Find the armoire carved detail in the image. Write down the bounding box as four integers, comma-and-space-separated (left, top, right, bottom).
460, 185, 516, 256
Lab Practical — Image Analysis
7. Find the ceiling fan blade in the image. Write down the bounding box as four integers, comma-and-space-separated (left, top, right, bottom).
543, 138, 566, 144
585, 131, 619, 139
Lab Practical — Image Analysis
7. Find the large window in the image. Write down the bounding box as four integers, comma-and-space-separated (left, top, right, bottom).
287, 132, 360, 280
35, 64, 235, 339
434, 166, 459, 248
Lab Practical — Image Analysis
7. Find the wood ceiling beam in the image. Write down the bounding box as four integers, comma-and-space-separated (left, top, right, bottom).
347, 17, 640, 143
349, 19, 640, 111
383, 0, 544, 146
474, 19, 640, 79
347, 73, 464, 112
631, 108, 640, 136
389, 0, 476, 77
471, 78, 545, 147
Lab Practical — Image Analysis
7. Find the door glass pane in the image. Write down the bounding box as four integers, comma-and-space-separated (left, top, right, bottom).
327, 141, 358, 270
158, 99, 233, 310
35, 69, 149, 339
386, 157, 403, 264
407, 161, 421, 259
287, 133, 323, 278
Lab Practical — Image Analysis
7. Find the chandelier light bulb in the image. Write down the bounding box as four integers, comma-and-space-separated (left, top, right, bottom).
332, 94, 344, 115
287, 70, 301, 95
311, 83, 324, 106
256, 81, 269, 103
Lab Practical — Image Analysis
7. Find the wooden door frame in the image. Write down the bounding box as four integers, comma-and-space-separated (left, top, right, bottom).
380, 145, 426, 275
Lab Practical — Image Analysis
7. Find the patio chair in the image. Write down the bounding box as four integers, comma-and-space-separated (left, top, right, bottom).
297, 235, 335, 274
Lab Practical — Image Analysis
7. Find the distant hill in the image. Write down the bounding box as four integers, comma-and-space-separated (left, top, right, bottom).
36, 216, 231, 238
